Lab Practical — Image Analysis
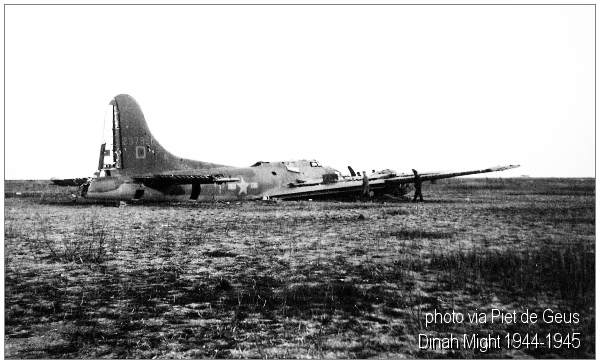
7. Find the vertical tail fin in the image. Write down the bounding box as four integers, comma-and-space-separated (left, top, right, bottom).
105, 94, 225, 175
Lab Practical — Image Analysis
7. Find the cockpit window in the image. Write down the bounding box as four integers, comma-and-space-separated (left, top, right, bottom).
310, 161, 322, 167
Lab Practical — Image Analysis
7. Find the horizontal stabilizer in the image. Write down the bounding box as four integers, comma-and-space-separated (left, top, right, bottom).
51, 177, 89, 187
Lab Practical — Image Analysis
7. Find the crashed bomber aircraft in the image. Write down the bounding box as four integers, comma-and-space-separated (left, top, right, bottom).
52, 94, 519, 202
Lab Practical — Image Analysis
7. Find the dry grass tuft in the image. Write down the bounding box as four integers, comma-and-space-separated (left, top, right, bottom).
4, 178, 595, 359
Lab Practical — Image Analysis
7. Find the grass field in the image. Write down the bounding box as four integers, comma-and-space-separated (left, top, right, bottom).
4, 178, 595, 358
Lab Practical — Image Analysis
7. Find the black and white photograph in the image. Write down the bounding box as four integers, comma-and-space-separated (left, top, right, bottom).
3, 2, 595, 359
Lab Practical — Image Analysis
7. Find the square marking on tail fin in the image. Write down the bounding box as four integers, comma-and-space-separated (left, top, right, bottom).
135, 146, 146, 159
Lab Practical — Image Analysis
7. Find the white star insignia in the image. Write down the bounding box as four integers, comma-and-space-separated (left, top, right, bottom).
237, 178, 249, 195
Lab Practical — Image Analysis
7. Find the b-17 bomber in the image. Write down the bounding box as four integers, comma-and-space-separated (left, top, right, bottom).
52, 94, 519, 202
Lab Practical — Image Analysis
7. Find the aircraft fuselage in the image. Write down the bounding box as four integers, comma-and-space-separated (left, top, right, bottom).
84, 160, 342, 201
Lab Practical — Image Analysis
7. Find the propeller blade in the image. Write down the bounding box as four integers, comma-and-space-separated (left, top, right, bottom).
347, 166, 356, 177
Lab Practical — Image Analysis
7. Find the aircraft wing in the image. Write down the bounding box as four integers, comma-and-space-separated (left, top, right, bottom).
385, 164, 520, 184
133, 174, 240, 189
50, 177, 89, 186
268, 164, 519, 200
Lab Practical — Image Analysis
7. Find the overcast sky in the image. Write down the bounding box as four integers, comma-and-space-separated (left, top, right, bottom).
5, 4, 595, 179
